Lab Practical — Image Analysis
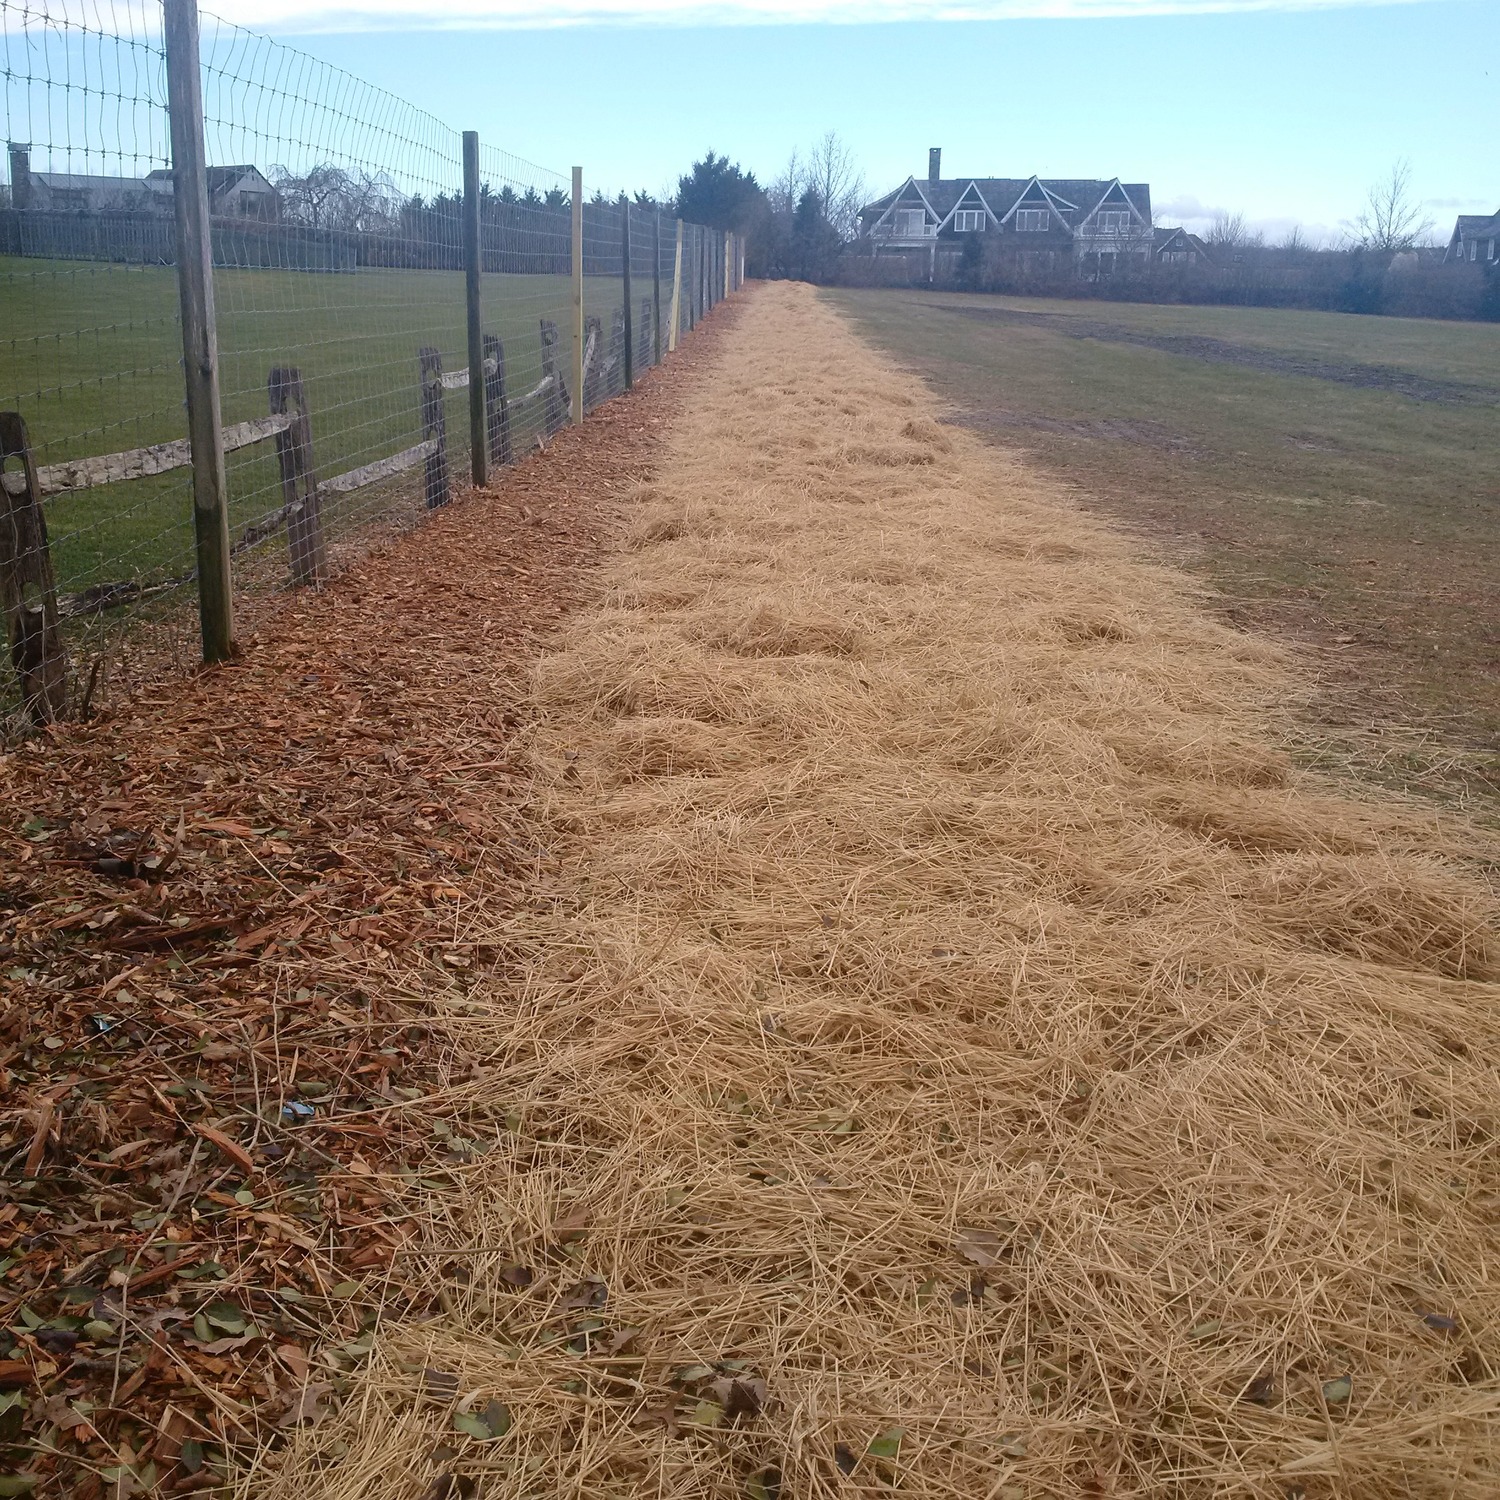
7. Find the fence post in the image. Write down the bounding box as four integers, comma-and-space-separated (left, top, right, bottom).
268, 368, 324, 587
0, 412, 67, 722
419, 347, 449, 508
484, 333, 511, 467
540, 319, 566, 435
724, 230, 732, 299
640, 298, 652, 372
462, 130, 486, 488
571, 166, 584, 426
163, 0, 232, 663
621, 197, 633, 392
688, 225, 697, 332
652, 211, 663, 366
668, 219, 683, 352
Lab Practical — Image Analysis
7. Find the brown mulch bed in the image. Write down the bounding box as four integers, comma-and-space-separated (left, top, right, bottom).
0, 320, 733, 1497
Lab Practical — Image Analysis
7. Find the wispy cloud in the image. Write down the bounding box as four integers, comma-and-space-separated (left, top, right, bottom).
183, 0, 1440, 33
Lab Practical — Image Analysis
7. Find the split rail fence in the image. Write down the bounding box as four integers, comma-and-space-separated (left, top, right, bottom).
0, 0, 744, 722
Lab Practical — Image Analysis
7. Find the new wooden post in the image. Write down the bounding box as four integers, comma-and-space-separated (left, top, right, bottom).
652, 210, 663, 365
462, 130, 487, 488
570, 166, 584, 426
484, 333, 511, 467
0, 412, 67, 722
419, 347, 449, 508
668, 219, 683, 353
268, 367, 324, 587
688, 224, 697, 332
724, 230, 732, 299
621, 197, 633, 392
163, 0, 232, 662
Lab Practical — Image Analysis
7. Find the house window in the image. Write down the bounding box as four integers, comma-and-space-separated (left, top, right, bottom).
1471, 241, 1478, 262
1488, 240, 1496, 261
952, 209, 986, 233
1015, 208, 1049, 232
894, 208, 928, 238
1095, 210, 1132, 234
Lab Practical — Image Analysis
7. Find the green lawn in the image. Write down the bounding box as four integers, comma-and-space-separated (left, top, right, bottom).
827, 288, 1500, 790
0, 256, 638, 592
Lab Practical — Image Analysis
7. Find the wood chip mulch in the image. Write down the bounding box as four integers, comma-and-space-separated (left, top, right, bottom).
0, 320, 733, 1498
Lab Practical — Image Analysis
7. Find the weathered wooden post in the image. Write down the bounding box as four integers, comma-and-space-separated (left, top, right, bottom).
652, 211, 663, 366
163, 0, 233, 662
268, 367, 324, 587
621, 197, 633, 392
640, 298, 652, 372
462, 130, 487, 488
484, 333, 511, 467
688, 224, 697, 332
583, 314, 603, 411
571, 166, 584, 426
419, 347, 449, 508
609, 308, 625, 396
0, 412, 67, 722
540, 318, 566, 436
724, 229, 732, 299
668, 219, 684, 353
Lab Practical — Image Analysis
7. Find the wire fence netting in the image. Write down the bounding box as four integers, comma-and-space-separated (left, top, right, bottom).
0, 0, 739, 724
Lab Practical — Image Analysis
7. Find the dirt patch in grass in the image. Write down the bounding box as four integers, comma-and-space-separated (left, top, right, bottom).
948, 303, 1500, 406
258, 282, 1499, 1500
0, 320, 736, 1497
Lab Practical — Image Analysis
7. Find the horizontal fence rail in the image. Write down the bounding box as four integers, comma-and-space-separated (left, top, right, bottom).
0, 0, 744, 723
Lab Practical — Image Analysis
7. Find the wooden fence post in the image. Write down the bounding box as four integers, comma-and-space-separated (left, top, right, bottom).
621, 197, 633, 392
571, 166, 584, 426
609, 309, 624, 396
584, 314, 603, 411
0, 412, 67, 722
484, 333, 511, 467
268, 367, 324, 587
724, 230, 732, 299
640, 298, 652, 372
163, 0, 233, 663
462, 130, 487, 488
652, 211, 663, 365
668, 219, 683, 353
688, 225, 697, 332
540, 318, 566, 435
419, 347, 449, 508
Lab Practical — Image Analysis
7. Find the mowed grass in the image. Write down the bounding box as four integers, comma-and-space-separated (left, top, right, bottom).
0, 255, 633, 591
827, 288, 1500, 776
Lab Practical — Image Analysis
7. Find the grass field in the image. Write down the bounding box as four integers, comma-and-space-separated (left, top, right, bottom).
827, 289, 1500, 790
0, 256, 633, 592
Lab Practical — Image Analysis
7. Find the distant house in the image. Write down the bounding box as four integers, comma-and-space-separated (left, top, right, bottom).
1444, 209, 1499, 266
8, 144, 277, 220
143, 165, 279, 220
857, 149, 1152, 274
1153, 225, 1211, 265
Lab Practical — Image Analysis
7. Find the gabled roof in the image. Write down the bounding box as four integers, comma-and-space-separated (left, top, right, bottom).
866, 175, 941, 232
1452, 210, 1500, 239
861, 175, 1151, 227
937, 179, 1001, 230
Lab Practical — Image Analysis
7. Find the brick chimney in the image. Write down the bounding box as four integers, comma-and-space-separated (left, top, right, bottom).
928, 147, 941, 189
8, 144, 32, 210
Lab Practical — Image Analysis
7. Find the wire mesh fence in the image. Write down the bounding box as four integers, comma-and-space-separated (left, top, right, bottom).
0, 0, 743, 726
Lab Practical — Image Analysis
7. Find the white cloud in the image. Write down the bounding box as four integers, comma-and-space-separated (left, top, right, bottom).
22, 0, 1443, 34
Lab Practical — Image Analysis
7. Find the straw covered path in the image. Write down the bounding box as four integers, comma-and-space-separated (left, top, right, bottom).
265, 282, 1499, 1499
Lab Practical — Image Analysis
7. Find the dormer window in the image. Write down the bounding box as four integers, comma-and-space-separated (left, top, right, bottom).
1095, 210, 1133, 233
952, 209, 987, 233
1015, 208, 1049, 232
894, 208, 928, 237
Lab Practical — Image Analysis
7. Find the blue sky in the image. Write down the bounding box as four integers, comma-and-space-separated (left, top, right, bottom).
263, 0, 1493, 244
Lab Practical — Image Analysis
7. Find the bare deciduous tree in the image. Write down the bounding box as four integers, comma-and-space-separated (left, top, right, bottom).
1205, 210, 1263, 251
804, 132, 866, 241
272, 164, 400, 233
1352, 159, 1434, 253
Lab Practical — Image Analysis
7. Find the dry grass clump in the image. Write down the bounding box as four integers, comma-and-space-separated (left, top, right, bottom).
259, 284, 1499, 1499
